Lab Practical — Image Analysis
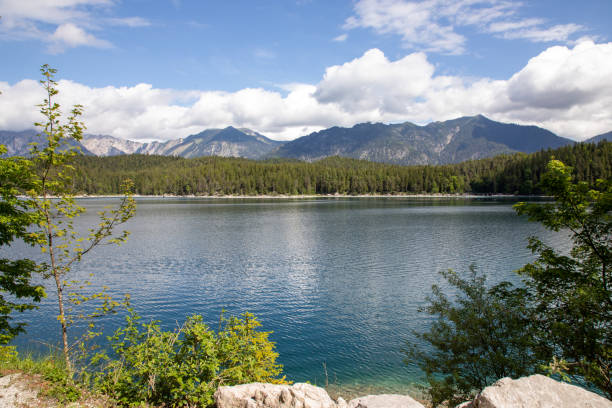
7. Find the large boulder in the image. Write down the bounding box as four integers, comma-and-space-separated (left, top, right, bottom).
214, 382, 343, 408
347, 394, 426, 408
458, 374, 612, 408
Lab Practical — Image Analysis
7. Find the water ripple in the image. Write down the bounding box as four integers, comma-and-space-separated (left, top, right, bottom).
5, 198, 569, 389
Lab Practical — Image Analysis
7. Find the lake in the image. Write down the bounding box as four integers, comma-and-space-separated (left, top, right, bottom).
5, 197, 569, 396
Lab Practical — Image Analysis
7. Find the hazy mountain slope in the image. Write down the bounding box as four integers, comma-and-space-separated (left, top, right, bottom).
82, 134, 144, 156
271, 115, 573, 165
82, 127, 283, 159
585, 131, 612, 143
0, 129, 93, 156
133, 139, 183, 155
1, 117, 574, 163
158, 126, 283, 159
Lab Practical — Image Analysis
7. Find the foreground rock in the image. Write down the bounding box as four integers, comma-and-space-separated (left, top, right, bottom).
458, 374, 612, 408
215, 375, 612, 408
214, 383, 427, 408
215, 383, 344, 408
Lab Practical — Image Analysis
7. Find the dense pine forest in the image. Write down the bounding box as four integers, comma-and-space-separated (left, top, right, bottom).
72, 141, 611, 196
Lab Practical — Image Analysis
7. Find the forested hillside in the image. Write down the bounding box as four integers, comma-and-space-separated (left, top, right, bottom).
72, 141, 611, 196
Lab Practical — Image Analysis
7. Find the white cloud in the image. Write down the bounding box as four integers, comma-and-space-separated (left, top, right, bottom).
488, 18, 542, 33
0, 79, 45, 131
343, 0, 583, 54
451, 1, 516, 26
506, 41, 612, 109
0, 0, 149, 52
1, 41, 612, 141
48, 23, 112, 53
333, 33, 348, 42
315, 48, 434, 113
0, 0, 111, 25
499, 23, 583, 42
344, 0, 469, 54
107, 17, 151, 27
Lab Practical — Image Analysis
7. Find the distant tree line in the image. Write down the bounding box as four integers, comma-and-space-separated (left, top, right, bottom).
71, 141, 612, 196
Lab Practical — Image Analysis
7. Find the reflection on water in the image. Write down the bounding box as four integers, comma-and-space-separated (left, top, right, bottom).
3, 197, 569, 394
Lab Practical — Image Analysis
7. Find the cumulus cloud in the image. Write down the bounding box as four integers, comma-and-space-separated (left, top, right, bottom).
0, 0, 149, 52
343, 0, 583, 54
507, 42, 612, 109
311, 40, 612, 139
0, 78, 349, 141
315, 49, 434, 113
1, 41, 611, 141
48, 23, 112, 53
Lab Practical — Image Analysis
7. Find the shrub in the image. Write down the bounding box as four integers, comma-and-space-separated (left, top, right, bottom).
515, 159, 612, 398
410, 159, 612, 404
94, 310, 286, 407
406, 267, 540, 407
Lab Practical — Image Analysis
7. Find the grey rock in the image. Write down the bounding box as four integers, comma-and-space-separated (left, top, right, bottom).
82, 134, 144, 156
463, 374, 612, 408
347, 394, 426, 408
214, 382, 339, 408
134, 126, 283, 159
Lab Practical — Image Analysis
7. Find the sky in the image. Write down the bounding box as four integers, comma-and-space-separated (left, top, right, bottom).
1, 0, 612, 142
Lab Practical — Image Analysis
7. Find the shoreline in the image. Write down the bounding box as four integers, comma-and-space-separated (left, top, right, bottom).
67, 193, 548, 199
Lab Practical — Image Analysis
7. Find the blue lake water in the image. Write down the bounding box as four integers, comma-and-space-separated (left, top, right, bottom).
4, 197, 569, 396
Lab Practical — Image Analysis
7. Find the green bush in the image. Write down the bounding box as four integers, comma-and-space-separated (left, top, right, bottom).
406, 267, 541, 407
410, 160, 612, 404
515, 160, 612, 398
41, 374, 82, 404
94, 310, 287, 407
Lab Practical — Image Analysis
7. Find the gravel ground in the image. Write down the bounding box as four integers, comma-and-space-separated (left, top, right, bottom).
0, 374, 42, 408
0, 373, 113, 408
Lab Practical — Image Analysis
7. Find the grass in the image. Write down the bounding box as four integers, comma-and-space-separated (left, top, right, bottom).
0, 346, 162, 407
0, 345, 83, 404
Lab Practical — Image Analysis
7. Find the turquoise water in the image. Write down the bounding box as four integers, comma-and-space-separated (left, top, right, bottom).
5, 197, 568, 395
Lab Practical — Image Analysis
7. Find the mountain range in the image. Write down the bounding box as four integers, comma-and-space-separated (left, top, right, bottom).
81, 126, 282, 158
273, 115, 571, 165
0, 129, 94, 156
2, 115, 609, 165
584, 131, 611, 144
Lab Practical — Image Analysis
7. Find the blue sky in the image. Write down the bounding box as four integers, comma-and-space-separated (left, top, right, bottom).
1, 0, 612, 141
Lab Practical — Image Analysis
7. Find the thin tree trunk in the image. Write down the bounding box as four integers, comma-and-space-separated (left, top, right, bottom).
52, 268, 71, 374
44, 207, 72, 375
